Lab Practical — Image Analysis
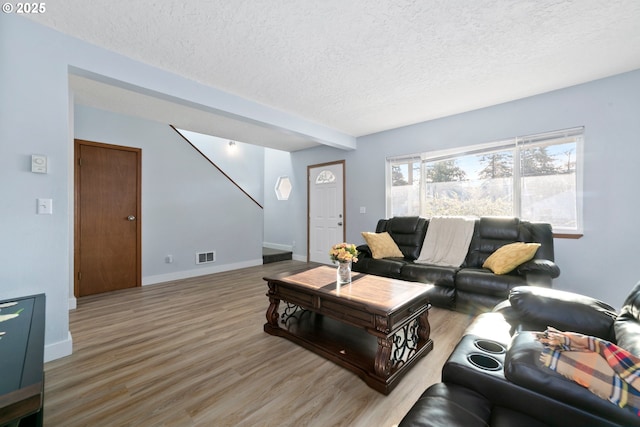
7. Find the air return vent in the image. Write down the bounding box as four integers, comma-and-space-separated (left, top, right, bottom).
196, 251, 215, 264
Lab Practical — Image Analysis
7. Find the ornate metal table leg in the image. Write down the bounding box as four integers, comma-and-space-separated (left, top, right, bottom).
265, 281, 280, 328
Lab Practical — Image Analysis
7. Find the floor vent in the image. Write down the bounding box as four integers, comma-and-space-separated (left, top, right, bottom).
196, 251, 215, 264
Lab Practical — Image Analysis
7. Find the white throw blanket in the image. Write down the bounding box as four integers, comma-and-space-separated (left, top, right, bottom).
415, 216, 475, 267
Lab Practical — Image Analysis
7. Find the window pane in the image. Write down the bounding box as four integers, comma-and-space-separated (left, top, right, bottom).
390, 160, 420, 216
392, 164, 409, 185
386, 127, 582, 233
520, 141, 577, 229
315, 170, 335, 184
422, 151, 513, 217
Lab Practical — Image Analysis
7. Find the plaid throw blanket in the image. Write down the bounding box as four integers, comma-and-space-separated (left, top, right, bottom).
536, 327, 640, 416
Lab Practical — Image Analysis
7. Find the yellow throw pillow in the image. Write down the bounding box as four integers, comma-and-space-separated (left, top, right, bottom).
361, 232, 404, 259
482, 242, 541, 275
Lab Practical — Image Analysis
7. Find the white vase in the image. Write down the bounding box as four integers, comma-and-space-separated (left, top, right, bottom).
337, 261, 352, 284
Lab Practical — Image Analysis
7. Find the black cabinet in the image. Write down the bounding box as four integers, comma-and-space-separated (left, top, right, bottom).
0, 294, 45, 427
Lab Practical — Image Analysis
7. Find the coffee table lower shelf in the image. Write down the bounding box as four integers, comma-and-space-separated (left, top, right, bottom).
264, 310, 433, 395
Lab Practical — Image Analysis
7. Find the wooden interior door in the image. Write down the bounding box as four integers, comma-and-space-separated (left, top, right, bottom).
75, 140, 141, 297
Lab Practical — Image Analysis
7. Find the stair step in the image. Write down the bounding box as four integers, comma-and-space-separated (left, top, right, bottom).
262, 248, 293, 264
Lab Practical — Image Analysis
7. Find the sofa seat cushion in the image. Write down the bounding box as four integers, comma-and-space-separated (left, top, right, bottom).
399, 263, 457, 308
456, 268, 526, 297
426, 286, 456, 309
401, 263, 457, 288
505, 332, 640, 427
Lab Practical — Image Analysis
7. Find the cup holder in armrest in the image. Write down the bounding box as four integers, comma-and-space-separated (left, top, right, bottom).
467, 353, 503, 371
474, 339, 506, 354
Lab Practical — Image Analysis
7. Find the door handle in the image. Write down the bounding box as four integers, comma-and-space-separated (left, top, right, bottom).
127, 215, 136, 221
338, 222, 343, 226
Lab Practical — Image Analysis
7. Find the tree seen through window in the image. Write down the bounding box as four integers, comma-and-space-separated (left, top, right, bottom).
387, 129, 583, 233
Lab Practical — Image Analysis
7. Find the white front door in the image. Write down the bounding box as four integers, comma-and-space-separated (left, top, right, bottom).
308, 161, 345, 264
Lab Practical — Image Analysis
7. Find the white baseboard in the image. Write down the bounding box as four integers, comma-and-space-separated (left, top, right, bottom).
263, 242, 293, 252
45, 331, 73, 362
142, 259, 263, 286
292, 253, 307, 262
69, 296, 77, 310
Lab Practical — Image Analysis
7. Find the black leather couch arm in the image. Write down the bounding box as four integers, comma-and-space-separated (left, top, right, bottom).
355, 244, 371, 258
505, 286, 618, 340
516, 259, 560, 279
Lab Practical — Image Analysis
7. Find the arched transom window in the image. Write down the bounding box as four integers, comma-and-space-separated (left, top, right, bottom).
315, 170, 336, 184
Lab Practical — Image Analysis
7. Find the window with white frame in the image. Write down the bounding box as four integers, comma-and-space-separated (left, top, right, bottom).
387, 127, 584, 234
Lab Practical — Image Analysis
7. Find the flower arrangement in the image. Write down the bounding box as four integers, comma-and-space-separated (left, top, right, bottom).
329, 242, 359, 264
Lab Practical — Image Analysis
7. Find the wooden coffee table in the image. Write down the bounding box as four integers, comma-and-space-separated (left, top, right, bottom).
263, 266, 433, 394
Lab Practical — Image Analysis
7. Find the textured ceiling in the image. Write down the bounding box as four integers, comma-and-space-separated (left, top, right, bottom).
27, 0, 640, 150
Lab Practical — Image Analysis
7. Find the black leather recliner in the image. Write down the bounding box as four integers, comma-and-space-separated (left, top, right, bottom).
353, 216, 560, 313
399, 282, 640, 427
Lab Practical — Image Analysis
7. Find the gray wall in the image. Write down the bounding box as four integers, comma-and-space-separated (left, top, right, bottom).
0, 14, 345, 361
1, 15, 74, 360
180, 130, 265, 207
269, 70, 640, 308
75, 106, 264, 284
263, 148, 300, 254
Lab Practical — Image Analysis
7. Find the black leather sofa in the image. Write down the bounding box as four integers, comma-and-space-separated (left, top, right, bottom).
398, 283, 640, 427
353, 216, 560, 313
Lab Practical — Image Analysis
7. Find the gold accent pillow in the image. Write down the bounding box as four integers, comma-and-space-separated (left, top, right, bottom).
482, 242, 541, 275
361, 232, 404, 259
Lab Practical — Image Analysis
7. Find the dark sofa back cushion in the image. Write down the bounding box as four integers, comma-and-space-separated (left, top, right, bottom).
375, 216, 554, 267
465, 217, 516, 268
526, 222, 555, 261
375, 217, 427, 261
614, 281, 640, 356
508, 286, 617, 340
480, 217, 520, 240
619, 281, 640, 321
464, 217, 555, 268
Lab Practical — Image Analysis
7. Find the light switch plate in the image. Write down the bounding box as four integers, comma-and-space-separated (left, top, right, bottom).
31, 155, 47, 173
37, 198, 53, 215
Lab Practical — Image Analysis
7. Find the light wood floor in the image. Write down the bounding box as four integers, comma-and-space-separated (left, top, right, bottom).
44, 261, 472, 427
